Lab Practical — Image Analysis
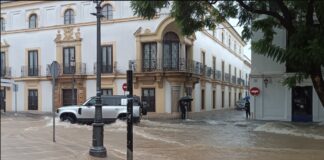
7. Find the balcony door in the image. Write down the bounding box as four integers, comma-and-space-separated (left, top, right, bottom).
28, 50, 38, 76
63, 47, 75, 74
102, 45, 113, 73
1, 52, 5, 77
142, 43, 157, 71
163, 32, 179, 71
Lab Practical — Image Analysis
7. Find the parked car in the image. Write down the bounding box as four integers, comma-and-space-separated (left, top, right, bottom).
235, 99, 246, 110
57, 95, 147, 124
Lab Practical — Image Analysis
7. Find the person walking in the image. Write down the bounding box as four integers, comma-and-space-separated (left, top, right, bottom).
180, 101, 187, 120
245, 99, 250, 119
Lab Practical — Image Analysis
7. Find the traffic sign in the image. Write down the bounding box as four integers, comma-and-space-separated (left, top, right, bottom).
50, 61, 60, 79
250, 87, 260, 96
122, 83, 127, 91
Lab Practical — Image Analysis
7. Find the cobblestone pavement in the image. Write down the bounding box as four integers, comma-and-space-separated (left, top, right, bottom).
1, 110, 324, 160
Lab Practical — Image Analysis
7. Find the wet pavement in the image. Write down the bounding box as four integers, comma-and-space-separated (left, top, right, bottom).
1, 110, 324, 160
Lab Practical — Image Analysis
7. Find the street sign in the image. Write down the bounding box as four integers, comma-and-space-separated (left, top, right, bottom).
122, 83, 127, 91
50, 61, 60, 79
250, 87, 260, 96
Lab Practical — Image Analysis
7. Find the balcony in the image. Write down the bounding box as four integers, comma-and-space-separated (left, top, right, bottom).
21, 66, 41, 77
46, 62, 86, 77
130, 58, 212, 76
1, 67, 11, 78
93, 61, 116, 74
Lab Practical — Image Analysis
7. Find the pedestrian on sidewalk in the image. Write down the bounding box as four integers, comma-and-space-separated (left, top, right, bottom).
245, 99, 250, 119
179, 101, 187, 120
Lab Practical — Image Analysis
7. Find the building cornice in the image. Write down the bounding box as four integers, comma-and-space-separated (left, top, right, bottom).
1, 16, 144, 35
1, 1, 45, 9
202, 30, 246, 63
221, 21, 246, 46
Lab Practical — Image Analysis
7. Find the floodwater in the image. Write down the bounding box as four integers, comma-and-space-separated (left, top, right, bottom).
1, 110, 324, 160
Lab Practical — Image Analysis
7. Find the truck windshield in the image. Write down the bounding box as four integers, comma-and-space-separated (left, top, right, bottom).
83, 97, 96, 106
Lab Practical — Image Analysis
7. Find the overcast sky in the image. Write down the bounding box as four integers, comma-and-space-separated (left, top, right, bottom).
228, 18, 251, 60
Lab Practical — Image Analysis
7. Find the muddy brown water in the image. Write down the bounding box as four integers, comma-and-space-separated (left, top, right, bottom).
1, 111, 324, 160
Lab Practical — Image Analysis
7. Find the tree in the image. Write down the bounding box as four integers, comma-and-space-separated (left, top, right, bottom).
131, 0, 324, 106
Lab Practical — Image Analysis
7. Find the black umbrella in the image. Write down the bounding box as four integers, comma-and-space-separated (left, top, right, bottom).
179, 96, 193, 102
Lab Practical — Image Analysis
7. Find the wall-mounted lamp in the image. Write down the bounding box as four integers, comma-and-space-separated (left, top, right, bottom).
264, 78, 269, 88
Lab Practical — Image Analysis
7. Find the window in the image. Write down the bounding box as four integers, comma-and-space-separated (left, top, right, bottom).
234, 67, 237, 78
229, 64, 231, 78
102, 88, 113, 96
102, 4, 113, 20
64, 9, 74, 24
221, 61, 225, 81
102, 45, 113, 73
234, 41, 237, 52
163, 32, 179, 70
63, 47, 75, 74
142, 43, 157, 71
228, 35, 231, 47
28, 50, 38, 76
0, 18, 5, 31
29, 14, 37, 29
221, 31, 224, 43
212, 57, 216, 79
28, 90, 38, 110
239, 46, 241, 54
1, 52, 5, 77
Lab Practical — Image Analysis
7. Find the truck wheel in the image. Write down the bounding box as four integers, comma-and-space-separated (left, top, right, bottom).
64, 114, 77, 124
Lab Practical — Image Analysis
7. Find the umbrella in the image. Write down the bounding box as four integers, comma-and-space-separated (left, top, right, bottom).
179, 96, 193, 102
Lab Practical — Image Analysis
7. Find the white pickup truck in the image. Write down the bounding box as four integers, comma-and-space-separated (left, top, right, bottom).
57, 95, 146, 124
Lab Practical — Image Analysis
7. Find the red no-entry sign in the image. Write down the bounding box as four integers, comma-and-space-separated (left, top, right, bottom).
250, 87, 260, 96
122, 83, 127, 91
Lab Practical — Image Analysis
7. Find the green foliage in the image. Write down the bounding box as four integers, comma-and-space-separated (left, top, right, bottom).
131, 0, 324, 88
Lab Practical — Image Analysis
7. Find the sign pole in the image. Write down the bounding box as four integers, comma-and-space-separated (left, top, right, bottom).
52, 77, 56, 142
50, 61, 59, 143
126, 70, 133, 160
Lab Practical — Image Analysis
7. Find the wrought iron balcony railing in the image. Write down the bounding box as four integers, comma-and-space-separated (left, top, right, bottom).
130, 58, 214, 76
21, 66, 41, 77
46, 62, 86, 77
1, 66, 11, 78
93, 61, 116, 74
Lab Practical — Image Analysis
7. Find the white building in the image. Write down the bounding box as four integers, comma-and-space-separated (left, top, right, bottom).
0, 1, 250, 115
250, 23, 324, 122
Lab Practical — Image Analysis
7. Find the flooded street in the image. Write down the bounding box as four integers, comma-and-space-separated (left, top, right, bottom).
1, 110, 324, 160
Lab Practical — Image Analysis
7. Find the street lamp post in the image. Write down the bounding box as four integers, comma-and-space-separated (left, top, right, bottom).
89, 0, 107, 158
71, 59, 75, 105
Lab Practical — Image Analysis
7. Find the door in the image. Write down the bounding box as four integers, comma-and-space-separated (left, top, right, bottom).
28, 90, 38, 110
142, 88, 155, 112
0, 89, 5, 111
292, 86, 313, 122
171, 86, 181, 112
221, 91, 224, 108
62, 89, 77, 106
